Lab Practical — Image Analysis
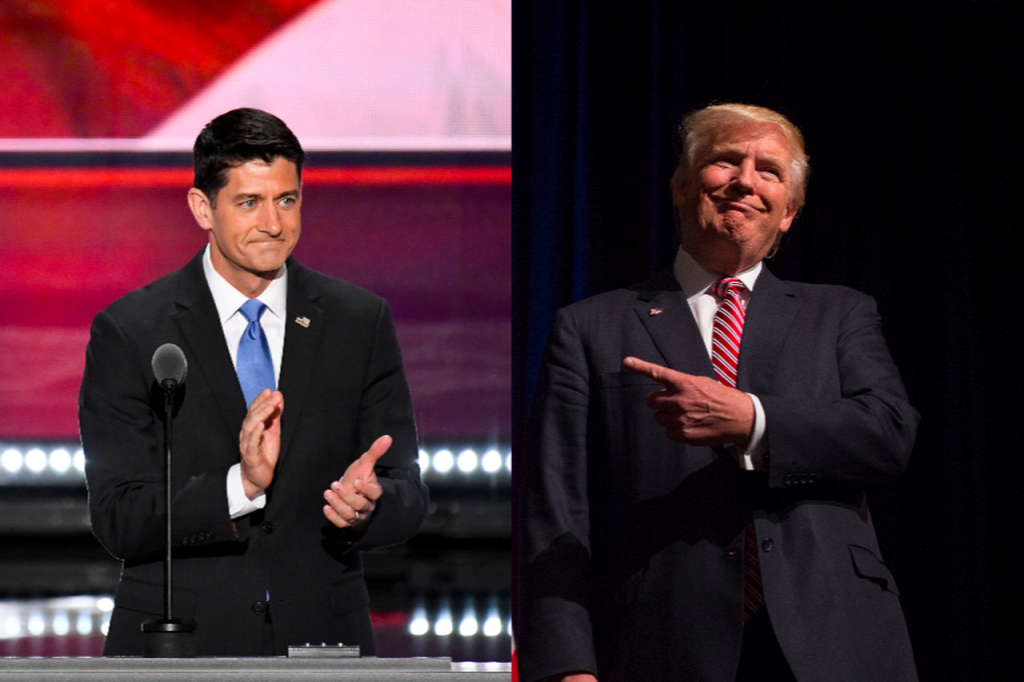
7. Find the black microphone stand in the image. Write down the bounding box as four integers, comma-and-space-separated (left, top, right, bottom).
141, 379, 197, 657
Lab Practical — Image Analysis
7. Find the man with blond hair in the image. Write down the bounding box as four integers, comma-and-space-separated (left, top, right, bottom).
519, 103, 918, 682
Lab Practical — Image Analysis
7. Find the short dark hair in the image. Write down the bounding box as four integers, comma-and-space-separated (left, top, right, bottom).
193, 108, 306, 206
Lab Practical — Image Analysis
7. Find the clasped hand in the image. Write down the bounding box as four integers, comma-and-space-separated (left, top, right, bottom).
623, 356, 754, 448
238, 390, 387, 528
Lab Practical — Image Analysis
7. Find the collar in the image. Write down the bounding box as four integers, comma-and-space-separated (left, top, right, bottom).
672, 246, 762, 299
201, 244, 288, 324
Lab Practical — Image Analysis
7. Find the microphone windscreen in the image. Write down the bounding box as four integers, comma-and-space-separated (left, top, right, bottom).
152, 343, 188, 387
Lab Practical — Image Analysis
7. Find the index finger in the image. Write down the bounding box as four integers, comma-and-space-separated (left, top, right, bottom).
622, 356, 678, 389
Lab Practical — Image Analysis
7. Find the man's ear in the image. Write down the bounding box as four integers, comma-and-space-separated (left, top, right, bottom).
670, 165, 689, 209
187, 187, 214, 231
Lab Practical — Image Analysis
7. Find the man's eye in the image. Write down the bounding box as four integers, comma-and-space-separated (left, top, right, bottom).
241, 199, 256, 208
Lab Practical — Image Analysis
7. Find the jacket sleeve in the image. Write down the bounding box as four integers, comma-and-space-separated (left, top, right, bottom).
519, 307, 599, 682
79, 309, 239, 564
348, 300, 428, 551
757, 293, 920, 489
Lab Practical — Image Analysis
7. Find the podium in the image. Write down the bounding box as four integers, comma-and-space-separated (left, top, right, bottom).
0, 656, 511, 681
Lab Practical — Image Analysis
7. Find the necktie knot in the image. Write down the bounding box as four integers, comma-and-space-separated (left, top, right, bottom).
712, 276, 745, 301
240, 299, 267, 324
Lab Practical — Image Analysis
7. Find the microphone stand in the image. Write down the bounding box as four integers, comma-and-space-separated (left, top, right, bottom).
141, 380, 197, 657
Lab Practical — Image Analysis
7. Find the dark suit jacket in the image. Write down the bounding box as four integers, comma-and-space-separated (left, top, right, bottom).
79, 250, 428, 656
519, 267, 919, 682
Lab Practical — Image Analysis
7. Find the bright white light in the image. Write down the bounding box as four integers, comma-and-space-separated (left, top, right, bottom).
52, 612, 70, 636
76, 612, 94, 636
74, 449, 86, 472
418, 449, 430, 472
25, 449, 47, 473
28, 612, 45, 636
459, 613, 479, 636
434, 616, 453, 636
100, 618, 110, 636
507, 618, 513, 636
50, 448, 72, 473
3, 613, 21, 638
409, 605, 429, 636
481, 449, 502, 473
432, 449, 454, 474
96, 597, 115, 612
1, 448, 23, 473
505, 452, 512, 472
483, 614, 502, 637
457, 449, 478, 473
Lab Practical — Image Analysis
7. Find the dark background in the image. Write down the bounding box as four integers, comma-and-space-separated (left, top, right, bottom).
513, 2, 1019, 680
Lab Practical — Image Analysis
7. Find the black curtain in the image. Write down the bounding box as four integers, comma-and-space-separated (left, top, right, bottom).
513, 2, 1021, 680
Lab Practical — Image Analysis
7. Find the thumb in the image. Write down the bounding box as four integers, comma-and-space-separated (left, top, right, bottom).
357, 434, 392, 469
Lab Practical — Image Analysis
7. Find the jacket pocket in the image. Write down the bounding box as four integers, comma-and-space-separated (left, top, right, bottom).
849, 544, 900, 596
599, 370, 661, 389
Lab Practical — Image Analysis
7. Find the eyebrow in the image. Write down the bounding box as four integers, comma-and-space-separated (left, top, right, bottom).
707, 144, 788, 171
230, 188, 301, 202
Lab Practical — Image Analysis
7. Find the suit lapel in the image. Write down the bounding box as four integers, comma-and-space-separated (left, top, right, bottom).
276, 259, 325, 468
738, 266, 801, 394
633, 271, 716, 379
171, 251, 248, 436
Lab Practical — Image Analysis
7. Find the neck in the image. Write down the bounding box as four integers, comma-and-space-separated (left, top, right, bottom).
682, 244, 760, 277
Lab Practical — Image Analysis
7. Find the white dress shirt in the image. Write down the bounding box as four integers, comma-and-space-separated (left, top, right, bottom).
672, 246, 768, 470
201, 245, 288, 518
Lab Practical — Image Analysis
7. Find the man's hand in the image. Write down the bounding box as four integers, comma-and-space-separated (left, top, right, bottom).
623, 356, 754, 448
323, 435, 390, 528
239, 388, 284, 499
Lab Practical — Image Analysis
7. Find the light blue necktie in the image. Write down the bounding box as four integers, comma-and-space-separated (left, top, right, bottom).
237, 299, 276, 407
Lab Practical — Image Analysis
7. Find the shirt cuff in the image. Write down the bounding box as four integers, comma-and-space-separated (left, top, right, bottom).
740, 393, 768, 471
227, 462, 266, 519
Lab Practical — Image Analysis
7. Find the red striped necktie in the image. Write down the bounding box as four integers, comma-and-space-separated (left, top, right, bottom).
710, 276, 765, 624
710, 277, 745, 388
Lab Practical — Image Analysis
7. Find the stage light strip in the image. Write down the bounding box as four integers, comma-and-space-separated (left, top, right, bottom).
0, 167, 510, 189
0, 593, 511, 642
407, 595, 511, 639
0, 596, 113, 640
0, 443, 509, 485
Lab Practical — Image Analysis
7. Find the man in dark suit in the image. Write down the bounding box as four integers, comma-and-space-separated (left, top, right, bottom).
79, 108, 428, 656
519, 104, 918, 682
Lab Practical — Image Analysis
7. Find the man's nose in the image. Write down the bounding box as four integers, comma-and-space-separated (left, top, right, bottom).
733, 158, 758, 191
259, 204, 283, 235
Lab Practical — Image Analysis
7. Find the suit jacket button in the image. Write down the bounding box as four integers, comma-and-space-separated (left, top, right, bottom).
762, 538, 774, 552
262, 522, 275, 534
252, 601, 266, 615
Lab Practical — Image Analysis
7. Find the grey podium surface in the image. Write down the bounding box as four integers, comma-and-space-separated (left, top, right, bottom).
0, 656, 511, 681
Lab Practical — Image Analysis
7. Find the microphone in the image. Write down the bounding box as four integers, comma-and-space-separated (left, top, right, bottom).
144, 342, 196, 656
152, 343, 187, 392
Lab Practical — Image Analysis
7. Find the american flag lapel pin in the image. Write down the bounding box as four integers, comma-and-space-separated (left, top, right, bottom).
649, 308, 663, 316
295, 316, 311, 328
